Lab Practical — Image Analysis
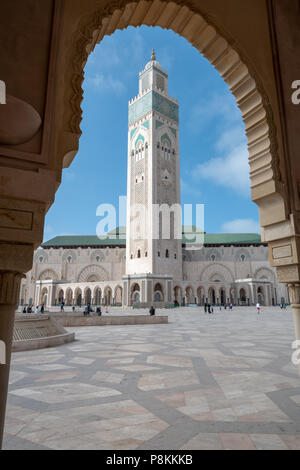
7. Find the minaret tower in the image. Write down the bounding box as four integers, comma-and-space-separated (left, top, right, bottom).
124, 50, 182, 306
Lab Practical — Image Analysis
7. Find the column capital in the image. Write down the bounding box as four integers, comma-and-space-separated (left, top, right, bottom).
288, 283, 300, 307
0, 271, 24, 306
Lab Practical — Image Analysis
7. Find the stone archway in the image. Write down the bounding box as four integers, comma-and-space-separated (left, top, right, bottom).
154, 283, 164, 303
185, 286, 194, 305
114, 285, 123, 306
197, 286, 205, 306
63, 0, 287, 241
104, 286, 112, 306
65, 288, 73, 306
77, 265, 109, 283
93, 286, 102, 305
174, 286, 182, 305
84, 287, 92, 305
130, 283, 141, 306
40, 287, 48, 306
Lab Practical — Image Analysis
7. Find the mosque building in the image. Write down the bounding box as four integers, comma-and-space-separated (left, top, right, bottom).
19, 52, 289, 309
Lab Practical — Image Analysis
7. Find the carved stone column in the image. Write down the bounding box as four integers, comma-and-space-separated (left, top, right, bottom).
288, 284, 300, 375
0, 243, 34, 448
0, 271, 24, 446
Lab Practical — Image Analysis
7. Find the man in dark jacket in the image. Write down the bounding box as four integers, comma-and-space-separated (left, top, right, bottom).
149, 306, 155, 316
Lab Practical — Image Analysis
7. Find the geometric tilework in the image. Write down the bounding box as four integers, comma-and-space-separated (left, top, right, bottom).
4, 306, 300, 450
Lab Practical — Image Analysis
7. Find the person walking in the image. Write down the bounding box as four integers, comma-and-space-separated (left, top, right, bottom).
256, 302, 261, 315
72, 305, 75, 313
41, 304, 44, 314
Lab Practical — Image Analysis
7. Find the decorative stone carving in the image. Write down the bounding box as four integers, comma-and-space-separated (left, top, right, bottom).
77, 264, 109, 282
200, 263, 234, 283
39, 269, 58, 281
288, 284, 300, 306
0, 271, 24, 305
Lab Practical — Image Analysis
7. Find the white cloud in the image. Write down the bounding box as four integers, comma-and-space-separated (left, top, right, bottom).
192, 141, 250, 197
88, 73, 126, 95
88, 41, 121, 69
215, 125, 245, 152
221, 218, 260, 234
188, 92, 242, 134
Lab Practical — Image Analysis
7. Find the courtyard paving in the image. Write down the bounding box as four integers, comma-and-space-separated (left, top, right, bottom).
3, 306, 300, 450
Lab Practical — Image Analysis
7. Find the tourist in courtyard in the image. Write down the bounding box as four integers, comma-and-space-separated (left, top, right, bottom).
41, 304, 44, 314
256, 302, 261, 314
149, 306, 155, 316
60, 301, 64, 312
72, 305, 75, 313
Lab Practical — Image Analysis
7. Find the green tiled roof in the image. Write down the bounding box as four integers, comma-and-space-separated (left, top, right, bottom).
42, 235, 126, 247
42, 228, 262, 248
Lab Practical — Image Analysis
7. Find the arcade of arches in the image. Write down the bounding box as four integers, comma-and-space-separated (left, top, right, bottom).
0, 0, 300, 448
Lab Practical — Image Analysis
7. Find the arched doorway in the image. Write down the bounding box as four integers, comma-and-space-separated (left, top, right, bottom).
197, 286, 205, 306
257, 286, 265, 306
41, 287, 48, 306
185, 286, 194, 305
230, 288, 235, 305
220, 288, 226, 306
174, 286, 182, 306
84, 288, 92, 305
58, 289, 64, 304
114, 286, 123, 306
208, 287, 216, 305
131, 283, 140, 305
94, 287, 102, 306
74, 288, 82, 307
154, 283, 164, 303
239, 288, 247, 305
104, 286, 112, 306
65, 288, 73, 306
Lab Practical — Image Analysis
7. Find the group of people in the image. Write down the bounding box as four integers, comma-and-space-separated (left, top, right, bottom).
83, 304, 109, 316
204, 303, 233, 314
22, 304, 45, 314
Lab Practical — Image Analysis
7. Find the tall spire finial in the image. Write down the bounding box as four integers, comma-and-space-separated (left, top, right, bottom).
151, 48, 156, 61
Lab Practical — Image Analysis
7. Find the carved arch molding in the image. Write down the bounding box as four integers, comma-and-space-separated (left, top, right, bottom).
77, 265, 109, 282
200, 263, 234, 283
64, 0, 286, 223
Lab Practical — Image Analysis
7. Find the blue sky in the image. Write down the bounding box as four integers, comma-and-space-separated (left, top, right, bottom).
43, 26, 260, 241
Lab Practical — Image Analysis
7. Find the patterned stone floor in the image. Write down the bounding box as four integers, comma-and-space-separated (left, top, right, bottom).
3, 307, 300, 450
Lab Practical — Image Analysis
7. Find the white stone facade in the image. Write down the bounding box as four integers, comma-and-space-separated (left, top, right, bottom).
19, 242, 288, 308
